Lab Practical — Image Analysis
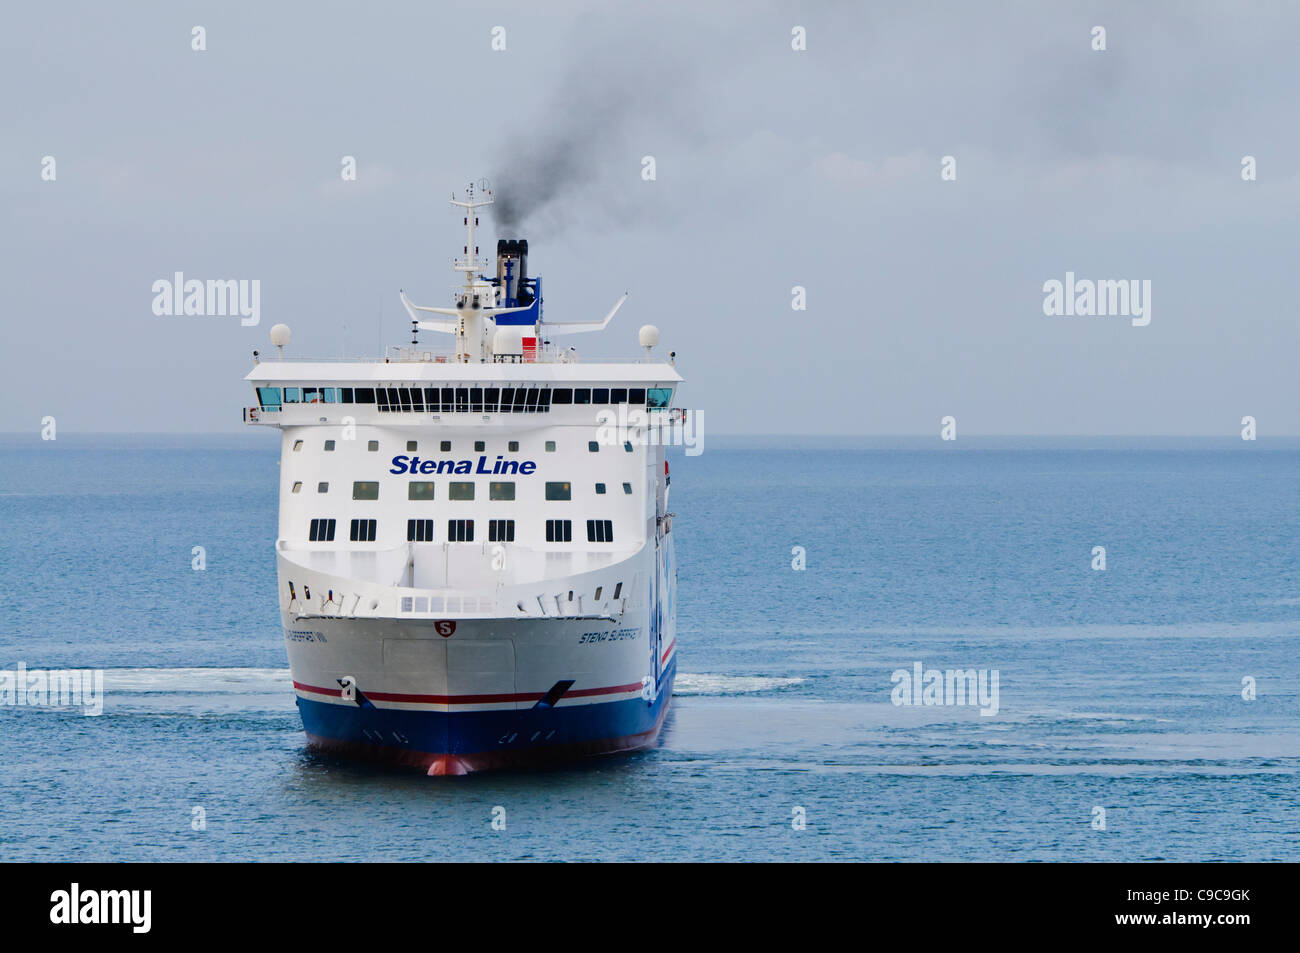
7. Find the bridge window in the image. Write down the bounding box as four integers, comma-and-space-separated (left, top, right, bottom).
470, 388, 483, 413
340, 388, 354, 403
410, 388, 424, 412
525, 387, 540, 412
303, 387, 320, 403
257, 387, 281, 410
407, 519, 434, 542
455, 388, 469, 412
538, 389, 551, 411
284, 388, 301, 403
350, 518, 377, 542
611, 388, 627, 404
573, 388, 590, 405
447, 519, 474, 542
440, 387, 453, 412
323, 387, 337, 403
629, 388, 646, 404
375, 388, 388, 411
647, 388, 672, 408
545, 482, 571, 501
354, 388, 375, 404
449, 482, 475, 501
512, 388, 527, 412
587, 519, 614, 543
352, 481, 379, 500
489, 519, 515, 542
552, 388, 572, 404
308, 518, 336, 542
490, 482, 515, 501
545, 519, 572, 542
593, 388, 609, 404
485, 387, 499, 412
408, 481, 435, 501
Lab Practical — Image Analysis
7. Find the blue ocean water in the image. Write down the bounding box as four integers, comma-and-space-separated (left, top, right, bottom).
1, 434, 1298, 861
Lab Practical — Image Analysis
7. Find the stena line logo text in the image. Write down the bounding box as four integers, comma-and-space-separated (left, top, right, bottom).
389, 455, 536, 476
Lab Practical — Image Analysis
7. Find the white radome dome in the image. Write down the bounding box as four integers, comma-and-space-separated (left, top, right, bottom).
269, 323, 292, 347
493, 327, 524, 355
638, 324, 660, 348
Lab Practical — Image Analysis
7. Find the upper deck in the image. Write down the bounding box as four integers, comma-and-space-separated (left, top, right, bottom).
243, 356, 682, 427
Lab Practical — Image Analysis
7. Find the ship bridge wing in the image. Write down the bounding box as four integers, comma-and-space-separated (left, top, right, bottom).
543, 294, 627, 335
401, 290, 536, 334
400, 291, 459, 333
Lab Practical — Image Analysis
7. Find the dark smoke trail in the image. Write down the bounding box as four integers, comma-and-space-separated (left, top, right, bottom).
489, 31, 697, 237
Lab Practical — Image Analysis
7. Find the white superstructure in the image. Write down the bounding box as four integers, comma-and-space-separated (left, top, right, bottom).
243, 183, 682, 775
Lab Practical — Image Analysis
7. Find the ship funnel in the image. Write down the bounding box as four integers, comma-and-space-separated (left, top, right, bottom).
495, 239, 532, 307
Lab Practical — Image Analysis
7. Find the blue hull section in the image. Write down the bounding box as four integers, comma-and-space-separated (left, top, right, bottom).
297, 659, 675, 772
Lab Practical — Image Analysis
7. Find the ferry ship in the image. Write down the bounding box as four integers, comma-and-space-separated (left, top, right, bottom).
242, 183, 681, 775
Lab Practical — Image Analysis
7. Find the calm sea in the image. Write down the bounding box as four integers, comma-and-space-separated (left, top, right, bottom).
2, 435, 1298, 861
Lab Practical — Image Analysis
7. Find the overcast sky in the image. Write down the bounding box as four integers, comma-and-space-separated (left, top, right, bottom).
3, 1, 1299, 435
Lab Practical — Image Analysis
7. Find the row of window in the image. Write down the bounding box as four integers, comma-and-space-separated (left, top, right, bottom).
307, 518, 615, 544
259, 385, 673, 413
395, 581, 625, 614
296, 438, 631, 454
308, 518, 378, 542
292, 479, 634, 500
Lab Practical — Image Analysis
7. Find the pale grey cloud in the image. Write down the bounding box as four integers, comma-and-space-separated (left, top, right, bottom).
2, 1, 1298, 435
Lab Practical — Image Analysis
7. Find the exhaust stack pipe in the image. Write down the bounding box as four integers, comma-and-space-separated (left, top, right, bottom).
495, 239, 530, 306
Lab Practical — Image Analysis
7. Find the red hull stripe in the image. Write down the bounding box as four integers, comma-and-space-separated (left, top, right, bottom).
660, 639, 676, 664
293, 680, 643, 705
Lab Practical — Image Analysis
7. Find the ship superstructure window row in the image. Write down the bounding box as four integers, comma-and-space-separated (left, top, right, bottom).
255, 385, 673, 413
303, 517, 617, 546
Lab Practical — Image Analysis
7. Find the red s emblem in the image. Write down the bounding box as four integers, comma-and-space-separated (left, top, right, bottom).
435, 620, 456, 637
